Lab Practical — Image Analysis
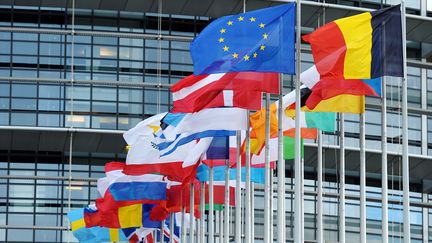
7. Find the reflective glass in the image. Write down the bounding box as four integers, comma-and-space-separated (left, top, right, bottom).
10, 112, 36, 126
12, 41, 37, 55
11, 84, 37, 98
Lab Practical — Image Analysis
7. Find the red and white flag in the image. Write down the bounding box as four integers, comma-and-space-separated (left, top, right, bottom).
171, 72, 279, 113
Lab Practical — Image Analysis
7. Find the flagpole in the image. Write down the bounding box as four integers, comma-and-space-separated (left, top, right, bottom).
235, 131, 242, 243
224, 159, 230, 243
317, 131, 323, 243
190, 183, 195, 243
181, 206, 186, 243
360, 113, 366, 243
277, 74, 285, 243
400, 2, 411, 243
339, 113, 345, 243
200, 182, 205, 243
270, 170, 274, 241
169, 213, 174, 243
209, 166, 215, 243
264, 93, 271, 243
381, 76, 389, 243
294, 0, 303, 242
160, 220, 165, 243
245, 113, 252, 243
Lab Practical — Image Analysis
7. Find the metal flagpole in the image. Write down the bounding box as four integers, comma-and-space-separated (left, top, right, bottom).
317, 131, 323, 243
360, 114, 366, 243
160, 220, 165, 243
235, 131, 242, 243
200, 182, 205, 243
382, 76, 389, 243
400, 2, 411, 243
181, 207, 186, 243
245, 113, 252, 243
209, 166, 215, 243
264, 93, 271, 243
294, 0, 303, 242
169, 213, 174, 243
190, 183, 195, 243
224, 159, 230, 243
339, 113, 345, 242
277, 74, 285, 243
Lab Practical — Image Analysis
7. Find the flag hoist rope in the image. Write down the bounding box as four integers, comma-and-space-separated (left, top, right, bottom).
400, 1, 411, 242
66, 1, 75, 242
294, 0, 303, 242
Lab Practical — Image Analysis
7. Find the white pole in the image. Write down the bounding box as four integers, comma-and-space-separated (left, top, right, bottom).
264, 93, 271, 243
245, 113, 252, 243
382, 77, 389, 243
360, 114, 366, 243
169, 213, 174, 243
181, 207, 186, 243
317, 131, 323, 243
235, 132, 242, 243
294, 0, 303, 242
400, 2, 411, 243
160, 220, 165, 243
209, 167, 215, 243
339, 113, 345, 242
200, 182, 205, 243
190, 183, 195, 243
277, 74, 285, 243
224, 159, 230, 243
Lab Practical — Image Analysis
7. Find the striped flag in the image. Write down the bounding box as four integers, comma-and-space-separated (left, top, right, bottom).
171, 72, 279, 113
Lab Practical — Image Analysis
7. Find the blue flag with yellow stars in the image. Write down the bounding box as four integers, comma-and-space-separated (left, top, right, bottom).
191, 3, 296, 75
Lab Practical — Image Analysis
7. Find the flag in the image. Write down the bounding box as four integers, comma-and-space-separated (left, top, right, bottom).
196, 164, 265, 184
295, 65, 381, 113
171, 72, 279, 113
303, 5, 402, 80
283, 136, 304, 160
204, 181, 236, 206
191, 4, 296, 75
68, 209, 128, 243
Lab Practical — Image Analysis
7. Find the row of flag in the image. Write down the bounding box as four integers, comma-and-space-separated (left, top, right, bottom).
68, 3, 403, 242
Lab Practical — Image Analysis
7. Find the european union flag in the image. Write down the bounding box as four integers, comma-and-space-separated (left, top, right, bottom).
191, 3, 296, 75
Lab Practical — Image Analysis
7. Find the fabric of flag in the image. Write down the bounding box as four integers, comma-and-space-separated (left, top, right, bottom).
283, 136, 304, 160
191, 4, 296, 75
171, 72, 279, 113
295, 65, 379, 113
303, 5, 402, 80
196, 164, 265, 184
68, 209, 128, 243
204, 181, 236, 206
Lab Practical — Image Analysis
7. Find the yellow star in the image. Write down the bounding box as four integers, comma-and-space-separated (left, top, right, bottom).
232, 52, 239, 59
260, 44, 265, 51
220, 28, 226, 33
238, 16, 244, 21
253, 52, 258, 58
263, 33, 268, 39
223, 45, 229, 52
249, 17, 256, 22
259, 23, 265, 28
219, 37, 224, 43
227, 21, 233, 26
243, 55, 250, 61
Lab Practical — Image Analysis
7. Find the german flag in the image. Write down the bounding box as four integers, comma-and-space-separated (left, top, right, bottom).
303, 5, 403, 80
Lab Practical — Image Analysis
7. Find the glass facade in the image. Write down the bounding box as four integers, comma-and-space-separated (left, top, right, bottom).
0, 0, 431, 242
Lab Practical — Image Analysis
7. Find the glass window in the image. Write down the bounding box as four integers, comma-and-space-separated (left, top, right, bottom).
119, 88, 143, 102
118, 117, 141, 130
10, 112, 36, 126
38, 114, 61, 127
93, 36, 118, 45
35, 230, 60, 242
145, 48, 169, 62
39, 85, 61, 98
39, 42, 62, 56
92, 101, 117, 113
13, 33, 37, 41
0, 98, 8, 109
66, 100, 90, 112
0, 83, 9, 96
92, 87, 117, 101
12, 41, 37, 55
38, 99, 62, 111
68, 44, 91, 58
40, 34, 62, 42
120, 38, 143, 47
11, 98, 36, 110
11, 84, 37, 98
93, 45, 117, 58
118, 103, 142, 114
0, 112, 8, 125
119, 47, 143, 60
170, 50, 192, 64
65, 115, 90, 128
92, 116, 117, 129
0, 41, 10, 54
7, 229, 33, 242
66, 86, 90, 100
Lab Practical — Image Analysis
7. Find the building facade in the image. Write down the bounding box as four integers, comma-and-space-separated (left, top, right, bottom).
0, 0, 431, 242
